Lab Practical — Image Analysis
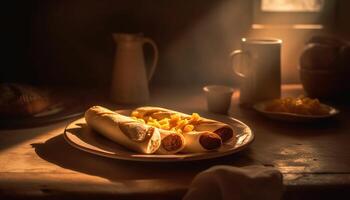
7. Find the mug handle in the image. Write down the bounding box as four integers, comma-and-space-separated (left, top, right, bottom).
230, 50, 248, 78
143, 37, 159, 82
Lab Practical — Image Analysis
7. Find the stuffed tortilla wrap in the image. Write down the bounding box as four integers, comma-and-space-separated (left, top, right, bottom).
133, 106, 235, 142
131, 106, 235, 152
85, 106, 161, 154
156, 130, 186, 154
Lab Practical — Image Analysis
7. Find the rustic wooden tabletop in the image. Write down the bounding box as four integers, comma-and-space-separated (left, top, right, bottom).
0, 84, 349, 200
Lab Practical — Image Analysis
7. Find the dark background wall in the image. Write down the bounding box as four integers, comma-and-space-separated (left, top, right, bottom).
2, 0, 349, 88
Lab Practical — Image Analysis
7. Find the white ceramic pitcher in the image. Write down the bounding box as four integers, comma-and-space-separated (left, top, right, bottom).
111, 33, 158, 104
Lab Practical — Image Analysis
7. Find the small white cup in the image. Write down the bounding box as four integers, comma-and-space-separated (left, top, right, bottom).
203, 85, 234, 114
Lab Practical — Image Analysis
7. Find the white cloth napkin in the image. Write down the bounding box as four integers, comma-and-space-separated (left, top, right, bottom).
183, 165, 283, 200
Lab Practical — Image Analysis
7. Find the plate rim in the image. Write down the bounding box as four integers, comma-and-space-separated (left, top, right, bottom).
63, 110, 254, 162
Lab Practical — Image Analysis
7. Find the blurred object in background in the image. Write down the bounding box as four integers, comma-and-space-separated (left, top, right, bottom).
0, 83, 96, 129
110, 33, 158, 104
299, 35, 350, 99
261, 0, 324, 12
231, 37, 282, 106
0, 83, 51, 117
251, 0, 336, 83
203, 85, 234, 114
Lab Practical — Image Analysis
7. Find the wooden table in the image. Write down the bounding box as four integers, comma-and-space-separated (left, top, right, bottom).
0, 85, 349, 200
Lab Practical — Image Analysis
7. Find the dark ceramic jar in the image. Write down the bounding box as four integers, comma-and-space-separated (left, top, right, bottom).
299, 36, 350, 99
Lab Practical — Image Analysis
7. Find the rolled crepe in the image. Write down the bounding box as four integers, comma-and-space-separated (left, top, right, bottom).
132, 107, 236, 152
182, 131, 222, 153
134, 107, 235, 143
85, 106, 161, 154
156, 130, 186, 154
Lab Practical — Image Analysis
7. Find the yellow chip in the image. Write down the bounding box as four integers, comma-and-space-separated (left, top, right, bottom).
161, 124, 170, 130
191, 113, 200, 121
147, 121, 160, 128
131, 111, 139, 117
183, 124, 194, 132
158, 118, 170, 125
177, 129, 183, 134
137, 118, 145, 124
170, 114, 180, 120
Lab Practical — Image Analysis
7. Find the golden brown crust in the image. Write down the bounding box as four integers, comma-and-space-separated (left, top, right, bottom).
214, 127, 234, 142
161, 134, 184, 152
199, 132, 222, 150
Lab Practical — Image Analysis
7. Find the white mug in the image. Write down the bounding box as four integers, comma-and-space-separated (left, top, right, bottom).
231, 38, 282, 106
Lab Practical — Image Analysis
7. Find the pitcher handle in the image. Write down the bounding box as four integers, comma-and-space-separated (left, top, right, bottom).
143, 37, 159, 82
230, 50, 248, 78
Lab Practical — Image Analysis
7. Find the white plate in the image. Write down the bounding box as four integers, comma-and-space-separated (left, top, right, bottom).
253, 101, 339, 122
64, 109, 254, 162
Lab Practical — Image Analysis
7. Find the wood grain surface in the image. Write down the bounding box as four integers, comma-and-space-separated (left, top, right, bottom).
0, 85, 349, 200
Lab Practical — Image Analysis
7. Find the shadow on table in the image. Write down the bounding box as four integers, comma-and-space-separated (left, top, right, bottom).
32, 134, 258, 182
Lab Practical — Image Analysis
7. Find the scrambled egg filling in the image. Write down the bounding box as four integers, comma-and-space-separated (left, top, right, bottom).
265, 96, 331, 115
131, 111, 201, 134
